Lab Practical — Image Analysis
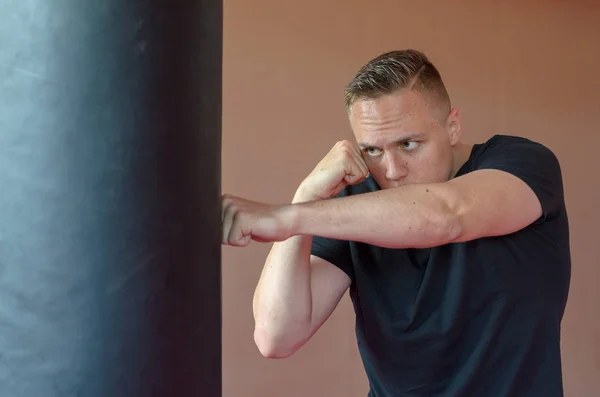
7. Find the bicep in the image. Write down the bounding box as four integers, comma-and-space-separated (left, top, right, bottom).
446, 169, 543, 242
445, 138, 565, 243
306, 254, 351, 336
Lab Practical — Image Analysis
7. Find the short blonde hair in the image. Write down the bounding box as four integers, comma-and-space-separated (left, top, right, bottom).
344, 49, 451, 116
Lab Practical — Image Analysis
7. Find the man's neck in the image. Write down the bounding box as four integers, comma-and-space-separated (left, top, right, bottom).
450, 142, 475, 179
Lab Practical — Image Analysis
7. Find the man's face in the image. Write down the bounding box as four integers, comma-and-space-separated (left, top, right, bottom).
349, 90, 461, 190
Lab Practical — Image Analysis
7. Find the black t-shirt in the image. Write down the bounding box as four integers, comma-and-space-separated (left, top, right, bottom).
311, 134, 571, 397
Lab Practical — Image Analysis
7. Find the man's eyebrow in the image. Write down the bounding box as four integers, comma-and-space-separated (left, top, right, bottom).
358, 133, 425, 149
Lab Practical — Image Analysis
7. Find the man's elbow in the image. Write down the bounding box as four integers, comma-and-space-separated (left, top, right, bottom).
443, 210, 464, 243
438, 197, 465, 244
253, 326, 306, 359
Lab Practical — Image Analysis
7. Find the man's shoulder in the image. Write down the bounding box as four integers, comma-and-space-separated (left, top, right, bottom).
472, 134, 560, 168
478, 134, 554, 154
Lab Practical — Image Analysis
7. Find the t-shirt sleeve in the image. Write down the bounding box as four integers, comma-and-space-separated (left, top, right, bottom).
311, 234, 354, 281
474, 136, 565, 223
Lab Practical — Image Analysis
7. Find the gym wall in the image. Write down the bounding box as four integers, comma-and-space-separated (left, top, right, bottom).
221, 1, 600, 396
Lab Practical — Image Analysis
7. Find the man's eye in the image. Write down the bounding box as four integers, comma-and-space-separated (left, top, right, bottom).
402, 141, 420, 151
367, 148, 382, 156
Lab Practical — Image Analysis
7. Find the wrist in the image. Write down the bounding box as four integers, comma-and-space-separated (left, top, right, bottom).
292, 185, 319, 204
280, 201, 306, 239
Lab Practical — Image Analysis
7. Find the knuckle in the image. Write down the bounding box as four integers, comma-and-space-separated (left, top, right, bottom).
335, 142, 352, 154
334, 140, 352, 150
343, 153, 354, 163
221, 194, 233, 206
232, 210, 245, 224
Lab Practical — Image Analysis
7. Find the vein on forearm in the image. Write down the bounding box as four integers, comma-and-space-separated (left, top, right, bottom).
291, 183, 463, 249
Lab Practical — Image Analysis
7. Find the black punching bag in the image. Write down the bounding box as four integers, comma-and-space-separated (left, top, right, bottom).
0, 1, 222, 396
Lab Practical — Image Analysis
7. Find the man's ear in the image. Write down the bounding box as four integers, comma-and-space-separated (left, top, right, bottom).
446, 108, 462, 145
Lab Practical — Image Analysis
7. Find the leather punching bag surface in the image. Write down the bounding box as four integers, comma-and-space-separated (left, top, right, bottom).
0, 1, 222, 396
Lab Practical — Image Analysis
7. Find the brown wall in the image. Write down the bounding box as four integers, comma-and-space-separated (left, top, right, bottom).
222, 1, 600, 396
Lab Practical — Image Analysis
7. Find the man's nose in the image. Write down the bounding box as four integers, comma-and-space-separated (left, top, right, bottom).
385, 153, 408, 181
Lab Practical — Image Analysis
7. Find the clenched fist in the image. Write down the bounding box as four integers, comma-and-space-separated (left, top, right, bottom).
221, 194, 294, 247
298, 140, 369, 200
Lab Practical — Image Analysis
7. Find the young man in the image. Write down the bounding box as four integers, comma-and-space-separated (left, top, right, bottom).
221, 49, 571, 397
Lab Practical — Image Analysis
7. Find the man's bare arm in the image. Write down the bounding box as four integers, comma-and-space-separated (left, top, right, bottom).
287, 169, 542, 249
251, 192, 351, 359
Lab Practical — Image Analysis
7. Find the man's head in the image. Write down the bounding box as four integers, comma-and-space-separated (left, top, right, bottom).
345, 49, 463, 189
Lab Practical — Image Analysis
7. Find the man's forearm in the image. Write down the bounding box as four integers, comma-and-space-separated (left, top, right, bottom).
288, 183, 463, 249
253, 235, 313, 356
252, 190, 317, 357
